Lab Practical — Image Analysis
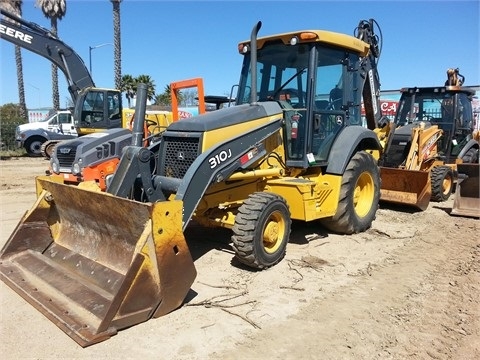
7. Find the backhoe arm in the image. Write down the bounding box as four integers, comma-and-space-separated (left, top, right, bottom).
355, 19, 389, 131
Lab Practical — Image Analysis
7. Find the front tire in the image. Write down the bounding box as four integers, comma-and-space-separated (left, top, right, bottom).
24, 136, 46, 156
232, 192, 291, 270
431, 166, 454, 202
320, 151, 380, 234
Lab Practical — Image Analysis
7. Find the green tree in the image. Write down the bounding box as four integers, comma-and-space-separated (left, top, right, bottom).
154, 84, 186, 106
36, 0, 66, 111
0, 103, 26, 149
110, 0, 122, 90
1, 1, 27, 119
120, 74, 136, 108
120, 75, 156, 107
136, 74, 156, 102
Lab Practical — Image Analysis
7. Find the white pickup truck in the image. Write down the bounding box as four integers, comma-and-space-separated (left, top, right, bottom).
16, 110, 78, 156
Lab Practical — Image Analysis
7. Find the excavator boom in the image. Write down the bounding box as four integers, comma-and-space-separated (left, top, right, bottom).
1, 9, 94, 102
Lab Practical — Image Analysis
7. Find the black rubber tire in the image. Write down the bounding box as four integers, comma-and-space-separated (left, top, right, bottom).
41, 140, 57, 159
320, 151, 380, 234
24, 136, 46, 156
461, 147, 479, 164
232, 192, 291, 270
431, 166, 454, 202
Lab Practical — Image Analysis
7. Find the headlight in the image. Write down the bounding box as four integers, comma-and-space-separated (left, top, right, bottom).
72, 162, 81, 175
50, 160, 60, 174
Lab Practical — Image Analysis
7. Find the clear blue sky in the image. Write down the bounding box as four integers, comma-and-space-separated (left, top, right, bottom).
1, 0, 479, 110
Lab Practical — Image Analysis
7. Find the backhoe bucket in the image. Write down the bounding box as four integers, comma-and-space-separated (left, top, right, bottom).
451, 163, 480, 218
380, 167, 431, 211
0, 176, 196, 347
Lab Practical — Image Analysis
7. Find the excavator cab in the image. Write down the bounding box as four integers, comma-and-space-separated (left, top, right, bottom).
74, 88, 123, 134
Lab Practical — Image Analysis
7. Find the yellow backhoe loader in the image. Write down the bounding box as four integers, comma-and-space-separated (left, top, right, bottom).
379, 69, 479, 211
0, 19, 389, 346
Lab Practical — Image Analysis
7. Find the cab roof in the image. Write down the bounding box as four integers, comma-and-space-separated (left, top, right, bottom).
238, 29, 370, 56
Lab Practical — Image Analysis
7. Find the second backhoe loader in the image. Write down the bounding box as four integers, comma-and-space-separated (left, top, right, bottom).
0, 19, 388, 346
379, 69, 478, 210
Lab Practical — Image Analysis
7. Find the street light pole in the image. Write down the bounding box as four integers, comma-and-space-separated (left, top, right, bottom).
27, 83, 41, 108
88, 43, 113, 76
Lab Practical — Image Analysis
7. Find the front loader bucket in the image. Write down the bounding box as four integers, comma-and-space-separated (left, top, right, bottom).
0, 176, 196, 347
451, 163, 480, 218
380, 167, 431, 211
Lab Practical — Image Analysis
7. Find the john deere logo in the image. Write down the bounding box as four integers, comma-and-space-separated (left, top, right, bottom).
59, 148, 71, 154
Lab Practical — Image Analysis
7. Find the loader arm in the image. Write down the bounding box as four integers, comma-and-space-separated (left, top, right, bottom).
0, 9, 95, 103
108, 116, 284, 230
174, 118, 283, 229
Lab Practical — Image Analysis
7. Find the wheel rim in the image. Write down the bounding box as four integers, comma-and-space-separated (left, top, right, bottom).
353, 171, 374, 218
45, 144, 55, 157
30, 141, 42, 154
442, 174, 453, 196
262, 210, 286, 254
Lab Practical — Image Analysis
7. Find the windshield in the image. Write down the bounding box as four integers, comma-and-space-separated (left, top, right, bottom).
237, 40, 356, 164
396, 92, 473, 129
396, 91, 474, 155
237, 41, 347, 107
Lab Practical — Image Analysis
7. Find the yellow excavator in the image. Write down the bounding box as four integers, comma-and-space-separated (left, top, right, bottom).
0, 19, 389, 346
378, 68, 479, 211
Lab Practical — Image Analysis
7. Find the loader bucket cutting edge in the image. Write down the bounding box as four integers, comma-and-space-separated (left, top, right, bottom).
379, 167, 431, 211
451, 163, 480, 218
0, 176, 196, 347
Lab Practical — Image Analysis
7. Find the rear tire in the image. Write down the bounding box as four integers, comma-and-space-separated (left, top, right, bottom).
320, 151, 380, 234
24, 136, 46, 156
232, 192, 291, 270
431, 166, 454, 202
461, 148, 479, 164
41, 140, 57, 159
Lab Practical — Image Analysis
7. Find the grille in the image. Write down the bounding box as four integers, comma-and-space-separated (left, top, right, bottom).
160, 136, 200, 178
56, 146, 77, 169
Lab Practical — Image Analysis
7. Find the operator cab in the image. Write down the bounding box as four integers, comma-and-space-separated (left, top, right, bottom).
393, 87, 475, 161
236, 39, 363, 168
73, 88, 122, 134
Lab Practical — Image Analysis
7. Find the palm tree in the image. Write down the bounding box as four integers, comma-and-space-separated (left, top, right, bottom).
1, 0, 27, 119
154, 85, 171, 106
35, 0, 66, 111
120, 74, 136, 108
154, 84, 187, 107
111, 0, 122, 90
136, 75, 156, 102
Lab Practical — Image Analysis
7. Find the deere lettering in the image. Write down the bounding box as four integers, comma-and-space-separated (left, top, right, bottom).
0, 24, 33, 44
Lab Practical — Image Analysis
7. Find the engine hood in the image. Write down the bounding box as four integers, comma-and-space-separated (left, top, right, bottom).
166, 102, 283, 133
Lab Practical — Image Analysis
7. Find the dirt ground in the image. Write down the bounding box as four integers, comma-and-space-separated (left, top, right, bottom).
0, 156, 478, 360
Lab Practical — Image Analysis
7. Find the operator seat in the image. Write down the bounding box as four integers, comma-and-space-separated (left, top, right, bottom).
329, 85, 343, 110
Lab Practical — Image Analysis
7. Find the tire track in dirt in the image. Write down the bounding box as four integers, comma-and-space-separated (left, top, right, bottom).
210, 208, 479, 360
